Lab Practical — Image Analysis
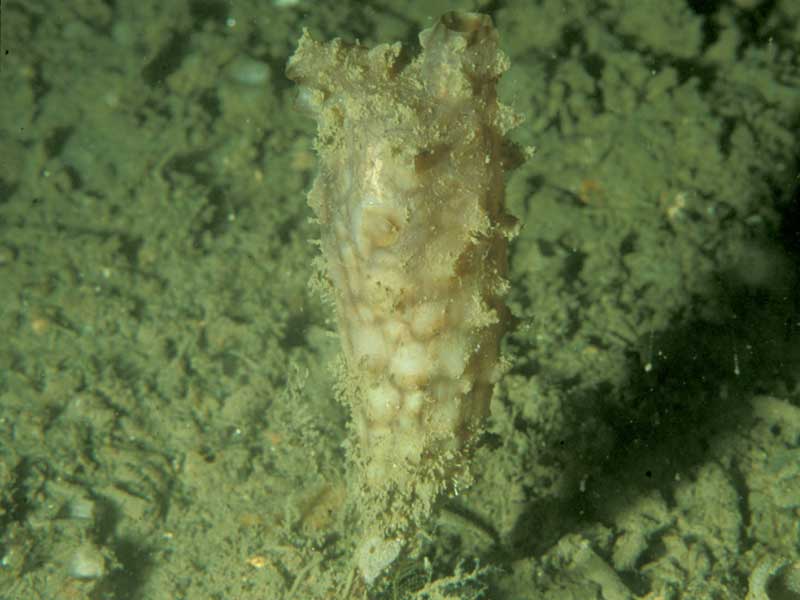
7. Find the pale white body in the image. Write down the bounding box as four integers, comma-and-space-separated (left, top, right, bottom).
287, 11, 521, 584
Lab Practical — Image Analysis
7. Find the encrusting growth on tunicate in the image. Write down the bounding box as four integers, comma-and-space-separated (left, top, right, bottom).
286, 11, 525, 585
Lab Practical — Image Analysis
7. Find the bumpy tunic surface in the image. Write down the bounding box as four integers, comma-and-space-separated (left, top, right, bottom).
287, 11, 521, 583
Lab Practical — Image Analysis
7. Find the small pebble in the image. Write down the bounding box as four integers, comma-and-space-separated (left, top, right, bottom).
227, 57, 271, 86
67, 496, 95, 521
68, 545, 105, 579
